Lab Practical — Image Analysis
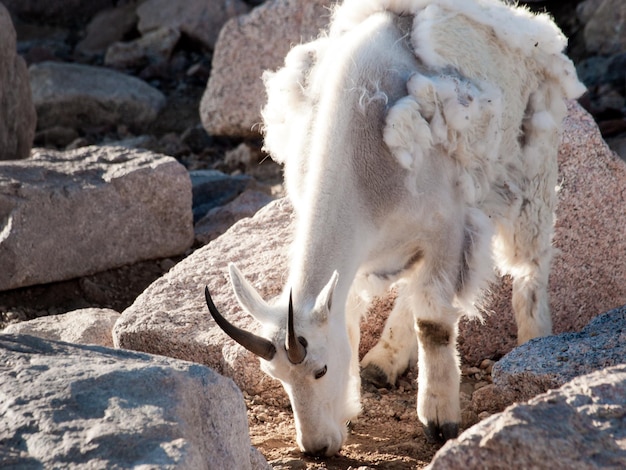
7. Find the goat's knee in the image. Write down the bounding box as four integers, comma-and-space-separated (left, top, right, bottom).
415, 319, 461, 443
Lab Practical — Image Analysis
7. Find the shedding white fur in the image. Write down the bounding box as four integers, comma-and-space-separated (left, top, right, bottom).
209, 0, 586, 456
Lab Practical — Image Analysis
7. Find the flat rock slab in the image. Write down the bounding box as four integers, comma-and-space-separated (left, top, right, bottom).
0, 145, 193, 291
428, 364, 626, 469
115, 103, 626, 400
2, 308, 120, 347
29, 61, 165, 132
0, 334, 269, 469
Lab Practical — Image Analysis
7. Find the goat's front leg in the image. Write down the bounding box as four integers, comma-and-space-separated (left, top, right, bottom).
415, 316, 460, 443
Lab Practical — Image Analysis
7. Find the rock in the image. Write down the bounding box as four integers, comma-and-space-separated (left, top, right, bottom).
495, 306, 625, 397
2, 0, 115, 27
104, 27, 181, 69
0, 334, 269, 469
195, 189, 275, 245
427, 365, 626, 469
75, 3, 139, 56
2, 308, 120, 347
472, 305, 626, 416
0, 4, 36, 160
114, 103, 625, 399
201, 0, 331, 137
113, 198, 294, 400
190, 169, 264, 222
28, 61, 166, 133
136, 0, 250, 51
582, 0, 626, 55
0, 145, 193, 291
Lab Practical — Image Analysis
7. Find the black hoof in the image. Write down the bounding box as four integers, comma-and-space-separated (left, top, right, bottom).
360, 363, 393, 390
424, 421, 459, 445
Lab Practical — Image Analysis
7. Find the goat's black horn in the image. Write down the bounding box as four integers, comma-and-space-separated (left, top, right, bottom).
204, 286, 276, 361
285, 289, 307, 364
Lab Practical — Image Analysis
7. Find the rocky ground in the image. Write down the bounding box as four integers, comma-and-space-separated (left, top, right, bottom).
248, 364, 495, 470
1, 0, 625, 468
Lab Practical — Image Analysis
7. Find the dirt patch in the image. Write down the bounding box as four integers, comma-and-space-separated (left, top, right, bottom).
247, 366, 493, 469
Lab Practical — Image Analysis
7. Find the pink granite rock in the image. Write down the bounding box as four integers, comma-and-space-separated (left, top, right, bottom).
457, 101, 626, 365
200, 0, 331, 137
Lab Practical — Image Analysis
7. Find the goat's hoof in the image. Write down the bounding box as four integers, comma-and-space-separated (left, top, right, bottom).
424, 421, 459, 444
360, 364, 393, 390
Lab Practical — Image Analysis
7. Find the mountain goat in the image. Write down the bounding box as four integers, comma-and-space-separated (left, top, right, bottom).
205, 0, 585, 456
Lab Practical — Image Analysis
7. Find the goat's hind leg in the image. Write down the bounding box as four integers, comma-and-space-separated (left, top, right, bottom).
361, 292, 418, 389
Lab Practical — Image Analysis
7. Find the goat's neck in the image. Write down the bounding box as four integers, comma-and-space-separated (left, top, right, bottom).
287, 111, 370, 313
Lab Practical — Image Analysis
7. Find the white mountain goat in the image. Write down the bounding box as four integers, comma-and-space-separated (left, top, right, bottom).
204, 0, 585, 456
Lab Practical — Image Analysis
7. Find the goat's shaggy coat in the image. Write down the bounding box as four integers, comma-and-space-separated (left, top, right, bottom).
208, 0, 585, 456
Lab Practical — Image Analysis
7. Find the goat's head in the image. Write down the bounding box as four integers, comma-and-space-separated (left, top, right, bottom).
205, 264, 360, 457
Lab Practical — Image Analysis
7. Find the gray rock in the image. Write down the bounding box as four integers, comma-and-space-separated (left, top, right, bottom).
190, 169, 262, 222
0, 145, 193, 291
0, 334, 269, 469
2, 308, 120, 347
472, 305, 626, 416
200, 0, 331, 137
136, 0, 250, 51
0, 4, 36, 160
428, 365, 626, 469
75, 3, 139, 56
104, 26, 181, 69
497, 306, 626, 393
195, 189, 275, 245
29, 61, 166, 132
582, 0, 626, 55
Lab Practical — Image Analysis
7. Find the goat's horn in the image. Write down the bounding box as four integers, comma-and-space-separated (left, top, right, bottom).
285, 289, 307, 364
204, 286, 276, 361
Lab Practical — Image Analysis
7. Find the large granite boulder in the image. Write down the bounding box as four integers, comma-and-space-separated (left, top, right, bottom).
0, 145, 193, 291
115, 102, 626, 399
200, 0, 331, 137
28, 61, 165, 133
0, 4, 36, 160
428, 364, 626, 469
0, 334, 269, 469
458, 101, 626, 364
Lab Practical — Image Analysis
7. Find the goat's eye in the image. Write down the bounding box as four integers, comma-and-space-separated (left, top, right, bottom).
314, 365, 327, 380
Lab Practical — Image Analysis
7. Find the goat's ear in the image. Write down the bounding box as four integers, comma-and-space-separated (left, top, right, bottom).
228, 263, 274, 324
312, 271, 339, 324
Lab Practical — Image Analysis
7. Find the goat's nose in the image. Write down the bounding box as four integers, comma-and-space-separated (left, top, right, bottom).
304, 445, 328, 457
